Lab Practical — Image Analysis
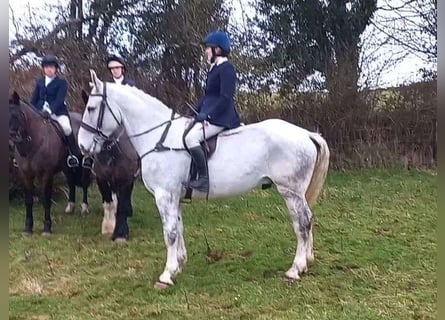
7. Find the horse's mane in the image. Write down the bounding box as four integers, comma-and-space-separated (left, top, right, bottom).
10, 96, 43, 118
112, 83, 171, 114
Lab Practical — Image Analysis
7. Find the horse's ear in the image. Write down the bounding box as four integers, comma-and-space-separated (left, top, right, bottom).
81, 89, 89, 105
11, 91, 20, 105
89, 69, 102, 89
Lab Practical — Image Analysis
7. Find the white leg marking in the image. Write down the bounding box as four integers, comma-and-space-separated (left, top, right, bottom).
101, 201, 116, 235
81, 202, 90, 215
65, 201, 75, 214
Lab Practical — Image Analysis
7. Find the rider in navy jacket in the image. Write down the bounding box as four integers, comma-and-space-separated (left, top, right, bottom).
184, 31, 241, 192
31, 76, 69, 116
195, 59, 240, 129
30, 55, 81, 168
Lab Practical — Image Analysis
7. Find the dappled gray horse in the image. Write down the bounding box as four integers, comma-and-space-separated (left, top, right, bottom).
78, 70, 330, 289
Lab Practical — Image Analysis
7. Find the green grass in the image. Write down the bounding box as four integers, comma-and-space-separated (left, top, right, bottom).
9, 169, 436, 320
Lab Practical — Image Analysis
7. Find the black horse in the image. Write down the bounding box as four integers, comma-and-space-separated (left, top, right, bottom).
81, 90, 140, 242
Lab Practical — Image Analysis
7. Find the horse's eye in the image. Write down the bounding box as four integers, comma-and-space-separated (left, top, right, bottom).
87, 107, 95, 113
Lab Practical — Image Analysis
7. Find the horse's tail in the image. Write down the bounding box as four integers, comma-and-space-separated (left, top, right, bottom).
305, 132, 330, 208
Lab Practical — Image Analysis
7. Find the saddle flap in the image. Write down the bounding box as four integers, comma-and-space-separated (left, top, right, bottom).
47, 118, 65, 139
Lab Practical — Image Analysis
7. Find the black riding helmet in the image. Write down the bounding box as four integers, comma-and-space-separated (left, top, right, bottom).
41, 55, 59, 68
107, 55, 126, 69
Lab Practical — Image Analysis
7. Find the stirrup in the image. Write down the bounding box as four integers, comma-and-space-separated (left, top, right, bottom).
82, 157, 94, 170
67, 155, 79, 168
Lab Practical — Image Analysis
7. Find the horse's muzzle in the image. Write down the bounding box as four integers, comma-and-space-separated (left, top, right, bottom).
79, 143, 89, 155
79, 137, 103, 156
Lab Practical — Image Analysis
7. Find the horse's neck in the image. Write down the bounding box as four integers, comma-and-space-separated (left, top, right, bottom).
22, 103, 55, 149
22, 103, 43, 135
112, 88, 176, 152
113, 88, 173, 122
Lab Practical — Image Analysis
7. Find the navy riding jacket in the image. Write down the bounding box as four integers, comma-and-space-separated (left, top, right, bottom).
196, 61, 241, 129
30, 76, 69, 116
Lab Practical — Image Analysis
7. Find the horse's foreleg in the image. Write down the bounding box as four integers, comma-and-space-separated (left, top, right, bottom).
97, 177, 115, 235
41, 175, 54, 235
112, 182, 133, 242
176, 205, 187, 271
282, 193, 312, 281
154, 190, 183, 289
125, 179, 135, 218
22, 174, 35, 235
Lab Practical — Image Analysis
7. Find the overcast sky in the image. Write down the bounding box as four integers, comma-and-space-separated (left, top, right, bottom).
9, 0, 435, 88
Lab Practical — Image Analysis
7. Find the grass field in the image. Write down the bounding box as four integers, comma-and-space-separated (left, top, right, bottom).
9, 169, 436, 320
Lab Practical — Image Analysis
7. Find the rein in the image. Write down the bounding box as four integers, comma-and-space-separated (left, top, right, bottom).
135, 110, 187, 159
81, 83, 189, 159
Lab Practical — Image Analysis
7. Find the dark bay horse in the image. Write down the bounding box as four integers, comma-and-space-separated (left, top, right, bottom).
9, 91, 92, 235
81, 90, 140, 242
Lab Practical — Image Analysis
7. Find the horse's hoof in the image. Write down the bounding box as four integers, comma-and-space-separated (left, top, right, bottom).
154, 281, 171, 290
284, 269, 301, 282
113, 237, 128, 244
81, 203, 90, 215
284, 277, 299, 286
22, 231, 32, 237
41, 232, 52, 237
65, 202, 75, 214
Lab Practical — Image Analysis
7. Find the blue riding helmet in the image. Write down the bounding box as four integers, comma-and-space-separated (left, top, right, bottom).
203, 31, 231, 53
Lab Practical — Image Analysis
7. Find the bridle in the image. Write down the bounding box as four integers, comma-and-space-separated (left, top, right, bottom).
80, 82, 186, 159
80, 82, 122, 142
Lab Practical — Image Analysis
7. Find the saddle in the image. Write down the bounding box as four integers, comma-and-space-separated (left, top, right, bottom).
45, 116, 81, 159
182, 126, 272, 201
46, 117, 66, 141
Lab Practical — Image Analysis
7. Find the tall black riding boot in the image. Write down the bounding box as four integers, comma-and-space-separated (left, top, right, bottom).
189, 146, 209, 192
66, 133, 80, 168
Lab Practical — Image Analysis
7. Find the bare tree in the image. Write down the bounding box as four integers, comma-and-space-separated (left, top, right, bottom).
372, 0, 436, 64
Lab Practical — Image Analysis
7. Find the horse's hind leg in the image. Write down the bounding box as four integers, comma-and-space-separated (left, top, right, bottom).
280, 191, 313, 281
41, 174, 54, 235
80, 169, 91, 215
64, 171, 76, 214
97, 177, 115, 235
81, 184, 90, 215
